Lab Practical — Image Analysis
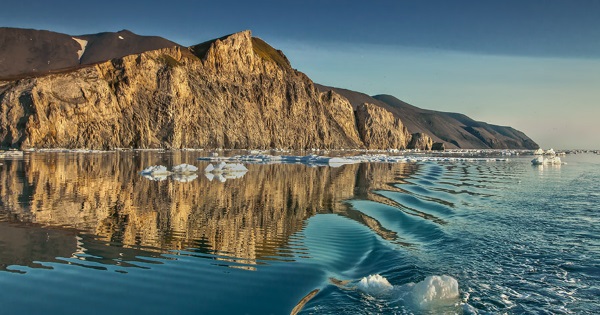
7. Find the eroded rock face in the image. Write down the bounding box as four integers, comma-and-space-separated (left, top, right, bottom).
408, 132, 433, 150
356, 103, 411, 150
0, 31, 367, 150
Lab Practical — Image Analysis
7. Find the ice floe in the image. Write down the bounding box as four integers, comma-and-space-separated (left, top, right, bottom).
140, 165, 170, 175
140, 164, 201, 182
198, 153, 508, 166
357, 274, 393, 296
531, 156, 564, 165
357, 274, 460, 311
172, 163, 198, 174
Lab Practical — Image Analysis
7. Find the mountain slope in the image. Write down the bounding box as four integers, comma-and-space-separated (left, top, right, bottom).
0, 28, 179, 80
373, 94, 538, 149
316, 84, 537, 149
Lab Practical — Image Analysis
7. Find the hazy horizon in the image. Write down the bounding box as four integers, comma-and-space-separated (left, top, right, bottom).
2, 0, 599, 149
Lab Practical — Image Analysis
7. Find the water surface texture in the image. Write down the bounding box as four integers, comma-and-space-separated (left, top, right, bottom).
0, 152, 598, 314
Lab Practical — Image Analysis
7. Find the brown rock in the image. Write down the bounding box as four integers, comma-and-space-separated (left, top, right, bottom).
356, 103, 411, 149
431, 142, 445, 151
408, 132, 433, 150
1, 31, 365, 150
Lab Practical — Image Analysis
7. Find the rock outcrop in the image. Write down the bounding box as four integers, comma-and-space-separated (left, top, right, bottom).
408, 132, 433, 150
356, 103, 411, 149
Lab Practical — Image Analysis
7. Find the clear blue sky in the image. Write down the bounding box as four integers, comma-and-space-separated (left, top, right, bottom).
2, 0, 599, 149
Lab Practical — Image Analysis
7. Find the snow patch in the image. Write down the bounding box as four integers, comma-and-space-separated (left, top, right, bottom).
72, 37, 88, 60
118, 35, 124, 39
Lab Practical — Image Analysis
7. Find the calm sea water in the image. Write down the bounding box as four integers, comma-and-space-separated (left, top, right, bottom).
0, 151, 598, 314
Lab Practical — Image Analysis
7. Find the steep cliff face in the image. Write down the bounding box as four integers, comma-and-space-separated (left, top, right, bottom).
0, 28, 539, 150
356, 103, 411, 149
0, 31, 365, 149
408, 132, 433, 150
316, 84, 539, 150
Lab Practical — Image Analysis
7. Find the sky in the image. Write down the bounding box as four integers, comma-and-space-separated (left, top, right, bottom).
2, 0, 599, 149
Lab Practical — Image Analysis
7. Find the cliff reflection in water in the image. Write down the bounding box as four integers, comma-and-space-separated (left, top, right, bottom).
0, 152, 417, 272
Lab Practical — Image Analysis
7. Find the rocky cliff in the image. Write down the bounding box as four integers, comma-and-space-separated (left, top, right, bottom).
316, 84, 539, 150
1, 30, 367, 149
0, 28, 538, 150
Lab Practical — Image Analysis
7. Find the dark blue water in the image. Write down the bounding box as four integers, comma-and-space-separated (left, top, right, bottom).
0, 152, 598, 314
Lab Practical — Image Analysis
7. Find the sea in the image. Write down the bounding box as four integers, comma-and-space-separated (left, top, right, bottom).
0, 151, 598, 314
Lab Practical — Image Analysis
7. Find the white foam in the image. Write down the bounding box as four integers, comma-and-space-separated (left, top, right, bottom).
72, 37, 88, 60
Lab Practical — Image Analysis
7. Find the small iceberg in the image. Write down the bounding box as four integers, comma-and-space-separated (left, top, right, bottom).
533, 148, 544, 155
204, 162, 248, 174
140, 165, 170, 175
172, 163, 198, 174
357, 274, 393, 296
531, 155, 563, 165
409, 275, 460, 308
544, 148, 556, 155
357, 274, 460, 311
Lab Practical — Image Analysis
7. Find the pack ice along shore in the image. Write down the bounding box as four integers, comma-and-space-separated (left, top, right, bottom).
0, 27, 538, 151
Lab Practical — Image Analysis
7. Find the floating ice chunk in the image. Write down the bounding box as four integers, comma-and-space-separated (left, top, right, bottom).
357, 274, 460, 311
531, 156, 544, 165
143, 174, 168, 181
533, 148, 544, 155
327, 157, 356, 167
222, 163, 248, 172
409, 275, 459, 308
172, 163, 198, 173
545, 148, 556, 155
140, 165, 170, 175
357, 274, 393, 296
531, 156, 563, 165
